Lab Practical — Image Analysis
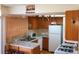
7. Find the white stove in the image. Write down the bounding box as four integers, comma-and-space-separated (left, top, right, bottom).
55, 42, 78, 54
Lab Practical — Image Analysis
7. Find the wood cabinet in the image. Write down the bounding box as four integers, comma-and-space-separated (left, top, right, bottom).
28, 16, 63, 29
37, 17, 49, 29
65, 10, 79, 41
38, 17, 63, 29
50, 17, 63, 25
6, 44, 40, 54
5, 44, 20, 54
28, 16, 38, 29
42, 37, 48, 50
19, 46, 40, 54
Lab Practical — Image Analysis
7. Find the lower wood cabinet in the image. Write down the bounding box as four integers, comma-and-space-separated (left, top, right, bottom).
5, 44, 40, 54
42, 37, 49, 50
19, 46, 40, 54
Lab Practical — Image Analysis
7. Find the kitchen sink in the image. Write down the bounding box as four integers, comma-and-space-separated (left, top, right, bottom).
19, 37, 36, 42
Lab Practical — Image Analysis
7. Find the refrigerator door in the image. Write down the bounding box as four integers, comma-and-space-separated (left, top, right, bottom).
49, 25, 62, 52
49, 34, 61, 52
49, 25, 62, 34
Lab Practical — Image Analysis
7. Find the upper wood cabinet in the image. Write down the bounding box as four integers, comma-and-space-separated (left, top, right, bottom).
28, 16, 49, 29
65, 10, 79, 41
37, 17, 63, 29
50, 17, 63, 25
28, 16, 63, 29
37, 17, 49, 29
28, 16, 38, 29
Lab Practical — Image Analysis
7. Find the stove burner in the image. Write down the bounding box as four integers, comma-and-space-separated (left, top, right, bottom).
61, 45, 73, 49
69, 46, 73, 49
58, 48, 73, 53
64, 49, 68, 52
58, 48, 64, 51
68, 50, 73, 53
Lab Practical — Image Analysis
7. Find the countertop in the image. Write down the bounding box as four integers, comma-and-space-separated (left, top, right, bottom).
9, 34, 48, 49
10, 41, 39, 49
31, 34, 48, 39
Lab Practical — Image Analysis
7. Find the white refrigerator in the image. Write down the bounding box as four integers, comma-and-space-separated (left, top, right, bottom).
49, 25, 62, 52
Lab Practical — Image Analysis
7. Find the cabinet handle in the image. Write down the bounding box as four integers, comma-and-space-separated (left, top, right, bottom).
71, 18, 76, 24
72, 20, 76, 24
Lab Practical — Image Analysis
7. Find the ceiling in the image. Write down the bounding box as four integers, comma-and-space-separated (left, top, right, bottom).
2, 4, 26, 7
3, 4, 79, 7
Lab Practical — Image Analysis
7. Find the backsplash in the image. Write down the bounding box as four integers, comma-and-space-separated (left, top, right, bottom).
28, 29, 48, 36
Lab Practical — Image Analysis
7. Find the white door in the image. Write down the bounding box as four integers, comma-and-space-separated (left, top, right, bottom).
37, 37, 42, 50
49, 34, 61, 52
0, 16, 1, 53
49, 25, 62, 34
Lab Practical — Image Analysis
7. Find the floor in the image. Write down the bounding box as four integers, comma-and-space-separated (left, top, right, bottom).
5, 50, 52, 54
5, 47, 53, 54
40, 50, 53, 54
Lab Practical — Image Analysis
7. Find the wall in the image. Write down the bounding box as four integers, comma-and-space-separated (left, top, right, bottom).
0, 4, 1, 53
6, 15, 28, 43
10, 5, 26, 14
1, 5, 11, 54
3, 4, 79, 14
35, 4, 79, 13
0, 5, 1, 16
0, 16, 1, 54
1, 5, 11, 15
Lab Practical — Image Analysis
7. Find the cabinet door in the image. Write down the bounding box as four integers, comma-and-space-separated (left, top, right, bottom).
65, 11, 79, 41
78, 11, 79, 42
28, 16, 38, 29
37, 17, 49, 29
38, 37, 43, 50
66, 11, 72, 41
32, 19, 37, 29
43, 37, 48, 50
71, 11, 79, 41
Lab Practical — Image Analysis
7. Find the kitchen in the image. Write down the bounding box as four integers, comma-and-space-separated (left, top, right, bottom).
1, 4, 79, 54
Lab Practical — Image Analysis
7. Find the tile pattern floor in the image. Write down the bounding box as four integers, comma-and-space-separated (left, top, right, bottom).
5, 49, 53, 54
40, 50, 53, 54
